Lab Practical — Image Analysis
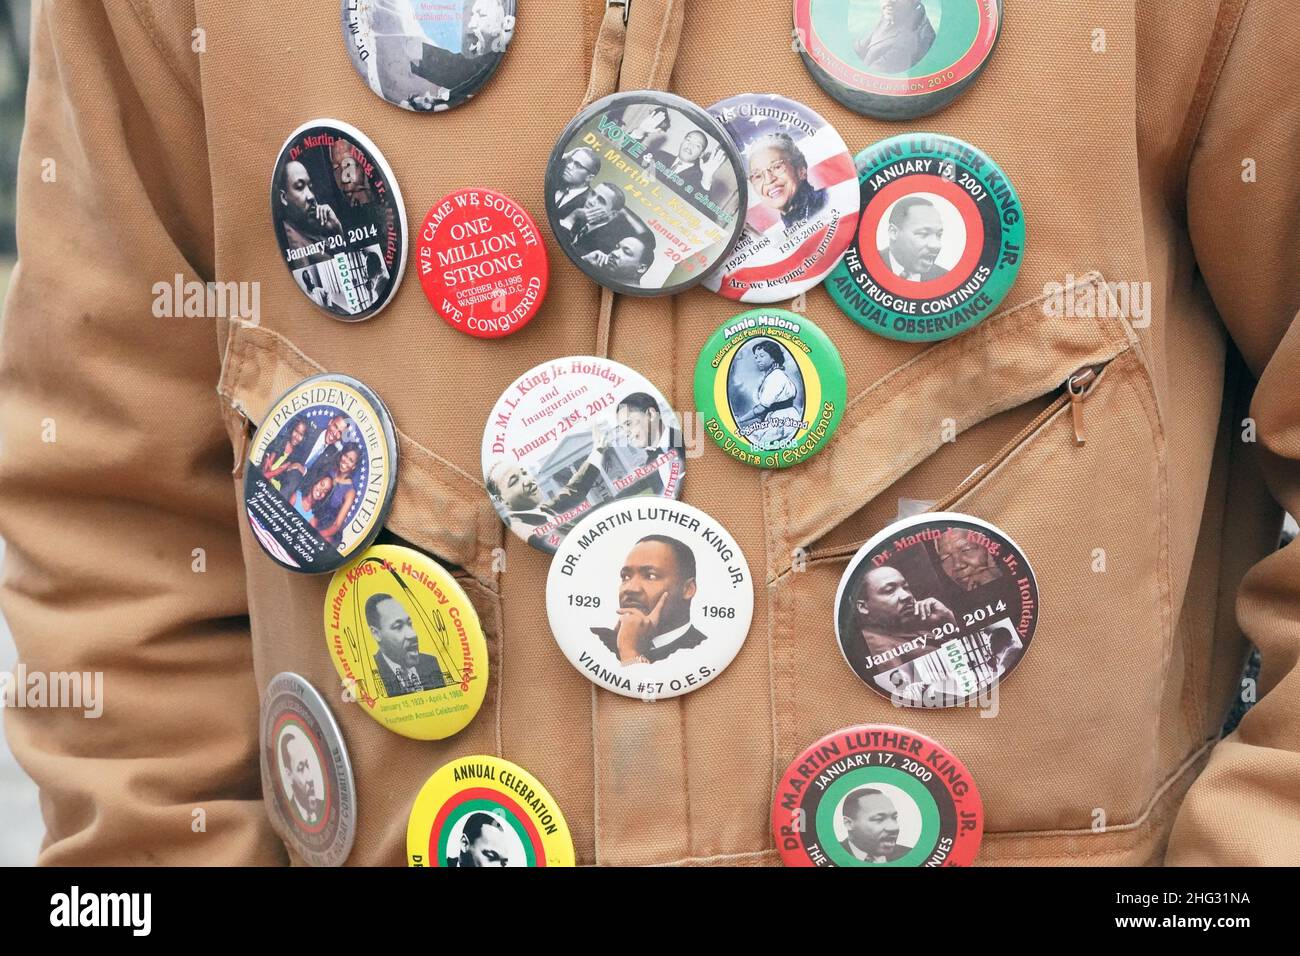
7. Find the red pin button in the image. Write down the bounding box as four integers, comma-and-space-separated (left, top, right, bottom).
417, 187, 549, 338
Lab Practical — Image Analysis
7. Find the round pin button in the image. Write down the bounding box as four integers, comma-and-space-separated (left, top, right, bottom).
324, 544, 489, 739
834, 512, 1038, 707
694, 308, 846, 469
244, 373, 398, 574
407, 756, 575, 867
544, 90, 747, 296
261, 672, 357, 867
482, 357, 686, 554
794, 0, 1003, 120
827, 133, 1024, 342
702, 94, 858, 302
417, 187, 548, 338
774, 724, 984, 867
270, 119, 407, 321
546, 498, 754, 700
340, 0, 516, 112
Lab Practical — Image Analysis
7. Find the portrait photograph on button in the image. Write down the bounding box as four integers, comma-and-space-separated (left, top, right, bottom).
270, 119, 407, 321
341, 0, 517, 111
544, 91, 747, 296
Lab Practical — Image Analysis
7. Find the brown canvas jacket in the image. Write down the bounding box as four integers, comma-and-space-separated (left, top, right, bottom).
1, 0, 1298, 866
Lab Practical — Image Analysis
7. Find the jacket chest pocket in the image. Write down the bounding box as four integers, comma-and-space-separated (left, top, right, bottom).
764, 272, 1172, 842
217, 320, 506, 865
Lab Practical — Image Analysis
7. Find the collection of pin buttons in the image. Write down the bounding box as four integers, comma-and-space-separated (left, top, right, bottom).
251, 0, 1032, 867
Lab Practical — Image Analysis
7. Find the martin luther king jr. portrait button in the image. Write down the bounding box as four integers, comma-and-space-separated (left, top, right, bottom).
694, 308, 847, 469
417, 187, 549, 338
243, 373, 398, 574
341, 0, 517, 112
270, 119, 407, 320
324, 544, 488, 740
261, 673, 357, 867
774, 725, 984, 866
482, 357, 686, 554
834, 512, 1039, 708
544, 90, 747, 296
407, 756, 575, 867
794, 0, 1004, 120
827, 133, 1024, 342
546, 499, 754, 700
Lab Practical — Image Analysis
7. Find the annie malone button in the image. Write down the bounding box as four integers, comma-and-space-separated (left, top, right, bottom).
833, 512, 1039, 708
793, 0, 1003, 120
341, 0, 517, 112
544, 90, 747, 296
827, 132, 1024, 342
545, 498, 754, 700
702, 93, 859, 303
244, 373, 398, 574
261, 672, 357, 867
774, 725, 984, 866
270, 119, 407, 321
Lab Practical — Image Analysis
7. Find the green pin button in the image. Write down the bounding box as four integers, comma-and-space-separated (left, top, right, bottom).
694, 308, 847, 469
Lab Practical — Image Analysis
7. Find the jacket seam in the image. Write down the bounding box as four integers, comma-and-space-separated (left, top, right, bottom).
123, 0, 202, 108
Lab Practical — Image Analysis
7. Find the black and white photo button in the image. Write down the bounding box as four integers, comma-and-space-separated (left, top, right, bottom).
544, 91, 747, 296
834, 512, 1038, 708
260, 672, 356, 867
546, 499, 754, 699
341, 0, 516, 111
270, 119, 407, 320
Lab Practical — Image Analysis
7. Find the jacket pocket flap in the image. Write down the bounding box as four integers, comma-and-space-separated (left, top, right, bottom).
765, 272, 1138, 563
217, 321, 502, 580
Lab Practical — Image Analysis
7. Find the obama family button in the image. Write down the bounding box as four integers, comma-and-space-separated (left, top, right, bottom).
546, 499, 754, 700
794, 0, 1004, 120
482, 357, 686, 554
407, 755, 575, 867
774, 724, 984, 867
325, 544, 489, 740
834, 512, 1039, 708
827, 132, 1024, 342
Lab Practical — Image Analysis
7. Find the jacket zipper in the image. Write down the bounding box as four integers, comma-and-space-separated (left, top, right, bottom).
799, 361, 1112, 566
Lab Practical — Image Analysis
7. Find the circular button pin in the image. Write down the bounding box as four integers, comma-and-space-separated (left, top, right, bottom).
244, 373, 398, 574
794, 0, 1003, 120
261, 673, 357, 867
694, 308, 846, 469
774, 724, 984, 867
702, 94, 859, 302
482, 357, 686, 554
417, 187, 549, 338
270, 119, 407, 321
544, 90, 747, 297
340, 0, 517, 112
407, 756, 575, 867
546, 498, 754, 700
324, 544, 489, 739
827, 133, 1024, 342
834, 512, 1039, 707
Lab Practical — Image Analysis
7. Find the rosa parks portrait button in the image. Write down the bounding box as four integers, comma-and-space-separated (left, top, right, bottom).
546, 499, 754, 700
407, 756, 575, 867
773, 725, 984, 867
834, 512, 1039, 707
694, 308, 846, 469
482, 357, 686, 554
417, 187, 549, 338
244, 373, 398, 574
544, 90, 747, 297
793, 0, 1003, 120
827, 133, 1024, 342
261, 672, 357, 867
270, 119, 407, 321
702, 94, 858, 303
324, 544, 488, 740
341, 0, 517, 112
